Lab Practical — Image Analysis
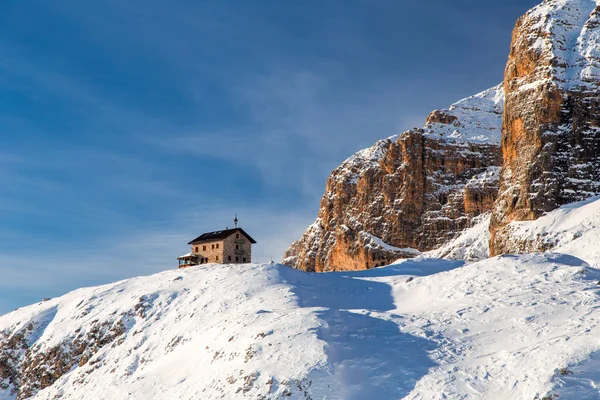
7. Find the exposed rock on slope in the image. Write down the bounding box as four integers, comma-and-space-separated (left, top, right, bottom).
490, 0, 600, 254
284, 86, 504, 272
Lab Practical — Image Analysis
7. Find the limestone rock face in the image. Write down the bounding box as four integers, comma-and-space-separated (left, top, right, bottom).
490, 0, 600, 255
284, 86, 504, 272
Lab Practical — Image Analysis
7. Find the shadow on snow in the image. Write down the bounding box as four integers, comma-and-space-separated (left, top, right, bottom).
332, 258, 465, 278
277, 262, 444, 399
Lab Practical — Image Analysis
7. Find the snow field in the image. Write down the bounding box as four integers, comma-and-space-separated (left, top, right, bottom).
3, 247, 600, 398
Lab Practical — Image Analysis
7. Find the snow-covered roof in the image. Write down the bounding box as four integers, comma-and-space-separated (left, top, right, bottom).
177, 252, 195, 259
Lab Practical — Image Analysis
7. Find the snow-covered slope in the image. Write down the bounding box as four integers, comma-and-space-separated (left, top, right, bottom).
426, 195, 600, 268
494, 195, 600, 267
2, 252, 600, 399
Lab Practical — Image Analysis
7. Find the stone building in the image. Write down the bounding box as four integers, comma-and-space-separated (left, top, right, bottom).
177, 218, 256, 268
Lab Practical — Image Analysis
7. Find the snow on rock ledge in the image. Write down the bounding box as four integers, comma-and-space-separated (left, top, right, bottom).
424, 213, 492, 262
423, 84, 504, 144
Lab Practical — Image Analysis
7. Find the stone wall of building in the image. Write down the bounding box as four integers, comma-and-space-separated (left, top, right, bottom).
222, 233, 252, 263
191, 240, 224, 263
189, 234, 252, 264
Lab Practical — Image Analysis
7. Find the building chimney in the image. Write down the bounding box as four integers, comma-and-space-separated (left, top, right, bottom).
234, 215, 238, 228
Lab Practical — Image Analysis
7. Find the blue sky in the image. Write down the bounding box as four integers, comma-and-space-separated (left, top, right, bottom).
0, 0, 539, 315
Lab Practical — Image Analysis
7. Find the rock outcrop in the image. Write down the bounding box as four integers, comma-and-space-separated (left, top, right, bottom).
284, 86, 504, 272
490, 0, 600, 254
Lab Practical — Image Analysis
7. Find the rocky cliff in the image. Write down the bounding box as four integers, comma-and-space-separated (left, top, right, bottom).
284, 86, 504, 272
490, 0, 600, 254
288, 0, 600, 270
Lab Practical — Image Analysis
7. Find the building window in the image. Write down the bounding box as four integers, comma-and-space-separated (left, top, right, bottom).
228, 255, 231, 261
216, 255, 219, 261
243, 257, 246, 262
212, 244, 215, 249
235, 244, 239, 249
195, 246, 198, 252
216, 243, 219, 249
236, 256, 239, 262
236, 233, 240, 238
203, 245, 206, 251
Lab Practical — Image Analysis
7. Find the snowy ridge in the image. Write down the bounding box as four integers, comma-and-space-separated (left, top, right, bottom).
332, 138, 391, 185
0, 264, 326, 400
3, 254, 600, 398
332, 84, 504, 185
422, 84, 504, 143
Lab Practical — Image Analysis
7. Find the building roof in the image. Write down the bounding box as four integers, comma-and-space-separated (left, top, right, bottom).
177, 252, 197, 259
188, 228, 257, 245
